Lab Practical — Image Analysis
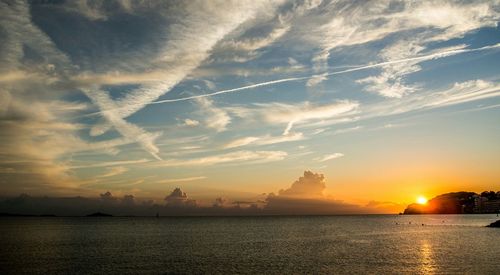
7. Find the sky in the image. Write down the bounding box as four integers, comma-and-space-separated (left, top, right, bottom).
0, 0, 499, 214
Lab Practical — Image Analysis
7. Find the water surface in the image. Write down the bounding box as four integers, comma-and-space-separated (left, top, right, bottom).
1, 215, 499, 274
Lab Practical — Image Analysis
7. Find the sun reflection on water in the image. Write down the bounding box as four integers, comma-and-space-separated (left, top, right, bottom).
420, 239, 436, 274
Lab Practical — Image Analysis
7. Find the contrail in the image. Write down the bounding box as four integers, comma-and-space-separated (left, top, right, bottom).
149, 43, 500, 105
150, 77, 309, 104
82, 42, 500, 118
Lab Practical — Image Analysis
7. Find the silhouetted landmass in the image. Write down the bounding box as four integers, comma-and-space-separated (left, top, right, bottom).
486, 220, 500, 227
487, 220, 500, 227
86, 212, 113, 217
404, 191, 500, 214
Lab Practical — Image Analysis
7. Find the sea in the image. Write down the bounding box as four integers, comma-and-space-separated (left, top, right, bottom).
1, 214, 499, 274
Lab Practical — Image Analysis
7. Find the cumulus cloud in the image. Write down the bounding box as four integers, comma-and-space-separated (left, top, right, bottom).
278, 171, 326, 198
0, 175, 405, 216
264, 171, 368, 214
122, 194, 135, 206
164, 187, 197, 207
213, 197, 228, 208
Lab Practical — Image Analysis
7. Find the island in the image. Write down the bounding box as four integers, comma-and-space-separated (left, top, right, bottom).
487, 220, 500, 228
404, 191, 500, 214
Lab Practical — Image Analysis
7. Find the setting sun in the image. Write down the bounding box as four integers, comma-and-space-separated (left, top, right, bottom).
417, 196, 428, 205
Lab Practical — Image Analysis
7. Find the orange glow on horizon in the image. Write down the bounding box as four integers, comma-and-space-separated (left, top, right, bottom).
417, 196, 428, 205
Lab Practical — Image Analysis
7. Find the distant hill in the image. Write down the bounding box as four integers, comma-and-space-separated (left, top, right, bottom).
487, 220, 500, 227
404, 191, 500, 214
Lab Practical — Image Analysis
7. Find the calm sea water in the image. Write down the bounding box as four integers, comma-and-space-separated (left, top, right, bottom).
1, 215, 499, 274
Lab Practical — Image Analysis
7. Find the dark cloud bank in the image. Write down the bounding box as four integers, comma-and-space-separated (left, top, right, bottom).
0, 171, 402, 216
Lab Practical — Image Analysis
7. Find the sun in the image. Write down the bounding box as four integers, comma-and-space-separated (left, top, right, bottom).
417, 196, 428, 205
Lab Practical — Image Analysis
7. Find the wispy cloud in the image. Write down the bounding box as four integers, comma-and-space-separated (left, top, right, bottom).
156, 150, 287, 167
83, 88, 163, 160
333, 126, 363, 135
304, 1, 498, 71
315, 153, 344, 162
86, 1, 278, 143
364, 79, 500, 118
231, 100, 359, 135
194, 97, 231, 132
155, 176, 207, 184
71, 159, 150, 169
96, 166, 128, 178
2, 0, 499, 199
223, 132, 304, 149
149, 43, 500, 105
181, 118, 200, 127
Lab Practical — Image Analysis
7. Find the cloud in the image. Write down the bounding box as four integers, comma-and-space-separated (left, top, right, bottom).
96, 166, 128, 178
302, 1, 499, 71
423, 80, 500, 108
70, 159, 150, 169
0, 0, 72, 73
72, 70, 170, 86
223, 132, 304, 149
194, 97, 231, 132
1, 0, 499, 200
315, 153, 344, 162
150, 43, 500, 106
0, 89, 135, 194
306, 73, 328, 87
164, 187, 197, 207
203, 80, 216, 90
182, 118, 200, 127
219, 25, 290, 52
156, 150, 287, 167
257, 100, 359, 135
357, 43, 467, 98
0, 187, 403, 216
85, 1, 279, 142
213, 197, 228, 207
264, 171, 368, 214
156, 176, 207, 184
210, 0, 323, 64
82, 88, 163, 160
223, 136, 262, 149
227, 100, 359, 135
278, 170, 326, 198
364, 79, 500, 118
